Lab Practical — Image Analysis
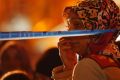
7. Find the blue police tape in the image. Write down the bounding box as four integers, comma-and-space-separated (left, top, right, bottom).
0, 29, 116, 40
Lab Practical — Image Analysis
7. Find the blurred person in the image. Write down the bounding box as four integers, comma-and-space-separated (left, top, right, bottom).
0, 41, 33, 79
0, 70, 31, 80
52, 0, 120, 80
35, 47, 62, 80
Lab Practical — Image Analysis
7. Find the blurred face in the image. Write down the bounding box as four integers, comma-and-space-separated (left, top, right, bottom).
63, 18, 90, 55
60, 36, 90, 56
2, 47, 22, 72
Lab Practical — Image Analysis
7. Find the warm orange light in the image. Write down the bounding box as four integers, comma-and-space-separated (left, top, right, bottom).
32, 21, 49, 31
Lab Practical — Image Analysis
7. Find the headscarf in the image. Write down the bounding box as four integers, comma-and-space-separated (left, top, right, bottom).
63, 0, 120, 61
63, 0, 120, 30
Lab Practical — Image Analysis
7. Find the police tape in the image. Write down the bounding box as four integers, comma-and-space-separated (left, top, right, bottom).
0, 29, 118, 41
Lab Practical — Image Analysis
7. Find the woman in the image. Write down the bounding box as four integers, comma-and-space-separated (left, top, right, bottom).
52, 0, 120, 80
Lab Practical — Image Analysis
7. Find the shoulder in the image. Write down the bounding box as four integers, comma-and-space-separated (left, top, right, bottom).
72, 58, 107, 80
103, 67, 120, 80
75, 58, 102, 70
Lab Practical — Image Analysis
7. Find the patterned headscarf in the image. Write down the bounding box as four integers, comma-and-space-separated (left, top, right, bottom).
63, 0, 120, 30
63, 0, 120, 62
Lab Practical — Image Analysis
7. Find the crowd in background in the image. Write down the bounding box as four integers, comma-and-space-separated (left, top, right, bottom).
0, 40, 63, 80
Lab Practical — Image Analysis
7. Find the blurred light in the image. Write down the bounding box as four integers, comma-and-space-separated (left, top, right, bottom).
32, 21, 48, 31
51, 23, 67, 31
0, 14, 31, 32
116, 35, 120, 42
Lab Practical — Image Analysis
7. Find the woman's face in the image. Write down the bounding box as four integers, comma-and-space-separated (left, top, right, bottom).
61, 36, 90, 56
65, 18, 90, 55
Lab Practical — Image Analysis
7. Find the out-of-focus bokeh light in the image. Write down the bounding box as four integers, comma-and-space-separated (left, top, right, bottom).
116, 35, 120, 42
0, 0, 79, 30
0, 14, 31, 32
32, 21, 48, 31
